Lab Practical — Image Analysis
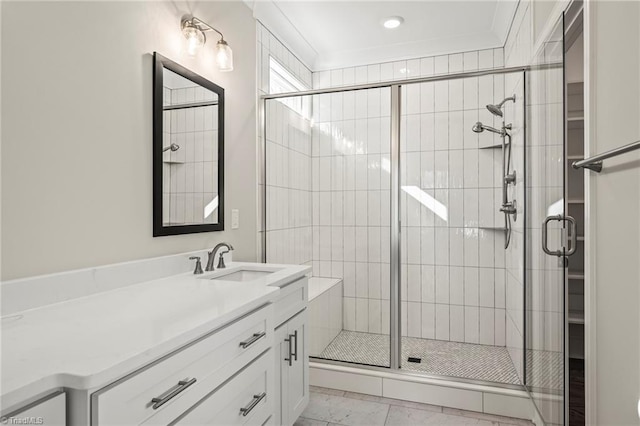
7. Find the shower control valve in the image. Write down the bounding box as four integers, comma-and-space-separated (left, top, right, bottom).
504, 171, 517, 185
500, 201, 517, 221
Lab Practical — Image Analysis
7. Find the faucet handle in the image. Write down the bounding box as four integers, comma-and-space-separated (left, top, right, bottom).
216, 250, 229, 269
189, 256, 204, 275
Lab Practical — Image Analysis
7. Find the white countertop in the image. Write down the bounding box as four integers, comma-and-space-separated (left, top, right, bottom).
1, 262, 310, 410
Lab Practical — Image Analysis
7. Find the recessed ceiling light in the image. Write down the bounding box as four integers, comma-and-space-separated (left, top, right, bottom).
382, 16, 404, 29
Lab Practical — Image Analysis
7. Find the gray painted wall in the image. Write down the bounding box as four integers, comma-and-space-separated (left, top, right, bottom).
586, 1, 640, 423
1, 1, 257, 280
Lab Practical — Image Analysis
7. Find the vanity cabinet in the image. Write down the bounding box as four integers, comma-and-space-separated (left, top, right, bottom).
1, 391, 65, 426
91, 304, 274, 426
172, 350, 274, 426
272, 277, 309, 426
2, 258, 312, 426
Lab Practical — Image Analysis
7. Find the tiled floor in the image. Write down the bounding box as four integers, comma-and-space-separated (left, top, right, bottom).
525, 349, 564, 390
318, 331, 521, 385
296, 387, 535, 426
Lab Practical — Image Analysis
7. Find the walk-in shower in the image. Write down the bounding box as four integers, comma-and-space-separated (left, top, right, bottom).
263, 67, 528, 388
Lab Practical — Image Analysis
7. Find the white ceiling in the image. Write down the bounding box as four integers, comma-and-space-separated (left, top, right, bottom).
247, 0, 519, 70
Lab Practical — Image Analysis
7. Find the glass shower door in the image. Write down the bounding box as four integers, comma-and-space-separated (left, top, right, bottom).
397, 72, 526, 385
265, 87, 393, 368
525, 15, 568, 426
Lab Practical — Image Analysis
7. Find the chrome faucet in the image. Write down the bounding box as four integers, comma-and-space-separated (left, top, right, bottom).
206, 243, 234, 271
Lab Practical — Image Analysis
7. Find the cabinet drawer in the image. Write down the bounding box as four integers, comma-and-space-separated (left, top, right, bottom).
92, 305, 273, 425
273, 277, 307, 327
173, 350, 273, 426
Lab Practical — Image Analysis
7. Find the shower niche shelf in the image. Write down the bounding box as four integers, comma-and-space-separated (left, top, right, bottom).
163, 160, 185, 164
478, 226, 507, 231
479, 141, 510, 149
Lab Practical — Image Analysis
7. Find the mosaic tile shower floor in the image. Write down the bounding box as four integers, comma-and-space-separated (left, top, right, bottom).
318, 330, 522, 385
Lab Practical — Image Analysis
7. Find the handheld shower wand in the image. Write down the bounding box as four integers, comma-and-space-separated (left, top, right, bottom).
472, 122, 505, 135
162, 143, 180, 153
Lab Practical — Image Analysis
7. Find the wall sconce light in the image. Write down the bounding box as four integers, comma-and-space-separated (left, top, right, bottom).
181, 16, 234, 72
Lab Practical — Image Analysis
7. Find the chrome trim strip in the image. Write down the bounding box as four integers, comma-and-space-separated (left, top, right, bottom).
261, 66, 530, 100
390, 85, 402, 370
260, 97, 267, 262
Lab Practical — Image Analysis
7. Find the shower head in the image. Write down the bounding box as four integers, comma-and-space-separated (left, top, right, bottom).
486, 95, 516, 117
162, 143, 180, 153
486, 104, 504, 117
472, 121, 504, 135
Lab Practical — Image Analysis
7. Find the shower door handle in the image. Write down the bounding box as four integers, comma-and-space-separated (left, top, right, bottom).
542, 215, 577, 257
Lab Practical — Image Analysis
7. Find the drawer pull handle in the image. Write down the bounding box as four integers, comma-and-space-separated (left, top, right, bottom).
239, 332, 266, 349
150, 378, 197, 409
284, 335, 293, 366
240, 392, 267, 417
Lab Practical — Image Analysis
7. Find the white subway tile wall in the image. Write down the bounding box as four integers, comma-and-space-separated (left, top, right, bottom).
311, 85, 393, 336
162, 86, 219, 225
258, 22, 314, 268
265, 99, 313, 265
398, 71, 509, 346
311, 48, 509, 345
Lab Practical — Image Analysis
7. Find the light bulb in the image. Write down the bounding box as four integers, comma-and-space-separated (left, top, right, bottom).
215, 39, 233, 72
382, 16, 404, 29
182, 23, 205, 57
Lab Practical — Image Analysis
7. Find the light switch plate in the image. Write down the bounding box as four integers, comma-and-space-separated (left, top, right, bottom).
231, 209, 239, 229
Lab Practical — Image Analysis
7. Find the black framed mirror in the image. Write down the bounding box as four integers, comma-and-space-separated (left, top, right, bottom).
153, 52, 224, 236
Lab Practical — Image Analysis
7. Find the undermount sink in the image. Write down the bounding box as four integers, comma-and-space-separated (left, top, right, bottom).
207, 268, 279, 282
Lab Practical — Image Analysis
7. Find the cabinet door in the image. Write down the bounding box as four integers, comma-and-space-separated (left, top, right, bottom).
285, 310, 308, 423
274, 324, 289, 426
3, 392, 65, 426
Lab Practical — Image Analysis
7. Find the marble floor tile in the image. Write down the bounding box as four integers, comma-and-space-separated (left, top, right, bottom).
294, 418, 330, 426
384, 405, 442, 425
442, 408, 533, 425
300, 389, 534, 426
302, 392, 390, 425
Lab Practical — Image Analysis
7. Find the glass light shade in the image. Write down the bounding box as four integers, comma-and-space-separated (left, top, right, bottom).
183, 24, 205, 57
215, 40, 233, 72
